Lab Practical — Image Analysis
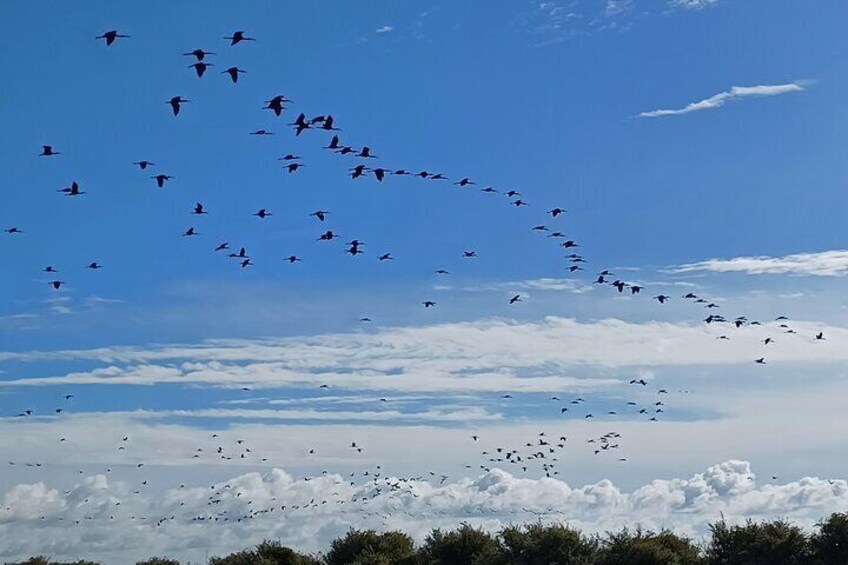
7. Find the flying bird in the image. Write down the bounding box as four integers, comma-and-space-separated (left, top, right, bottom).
96, 30, 129, 46
224, 31, 255, 45
222, 66, 246, 83
167, 96, 189, 116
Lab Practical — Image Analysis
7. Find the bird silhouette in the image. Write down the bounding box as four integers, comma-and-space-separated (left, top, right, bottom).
183, 48, 215, 61
96, 30, 129, 46
222, 66, 246, 83
224, 31, 255, 45
189, 62, 213, 77
40, 145, 60, 156
167, 96, 189, 116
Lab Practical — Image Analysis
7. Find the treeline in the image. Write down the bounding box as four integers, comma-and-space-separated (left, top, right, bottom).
9, 513, 848, 564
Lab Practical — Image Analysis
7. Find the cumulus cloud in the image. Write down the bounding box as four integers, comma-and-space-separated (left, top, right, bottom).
671, 250, 848, 277
638, 82, 807, 118
1, 460, 846, 564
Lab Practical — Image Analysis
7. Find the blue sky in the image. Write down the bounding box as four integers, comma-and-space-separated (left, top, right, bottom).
3, 1, 848, 562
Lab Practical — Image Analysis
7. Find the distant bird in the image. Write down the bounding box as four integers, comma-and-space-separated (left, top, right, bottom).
151, 174, 173, 188
44, 266, 58, 273
278, 153, 300, 160
215, 242, 230, 252
96, 30, 129, 46
251, 129, 274, 136
463, 251, 477, 258
654, 295, 670, 304
228, 247, 249, 259
49, 281, 64, 290
40, 145, 60, 156
58, 181, 84, 196
133, 161, 155, 170
192, 203, 207, 215
286, 163, 305, 173
224, 31, 255, 45
549, 208, 566, 217
86, 262, 103, 270
253, 209, 272, 219
182, 227, 198, 237
183, 48, 215, 61
4, 227, 22, 234
755, 358, 766, 364
512, 199, 528, 207
325, 135, 341, 150
509, 295, 522, 305
284, 255, 302, 263
317, 231, 339, 241
455, 178, 475, 187
816, 332, 825, 340
357, 147, 377, 158
422, 301, 437, 308
481, 187, 498, 193
222, 66, 246, 83
264, 95, 291, 116
309, 211, 328, 222
378, 253, 393, 261
189, 62, 213, 77
167, 96, 189, 116
290, 113, 310, 136
434, 269, 449, 275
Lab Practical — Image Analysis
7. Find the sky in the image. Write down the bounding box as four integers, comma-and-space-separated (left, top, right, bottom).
2, 0, 848, 562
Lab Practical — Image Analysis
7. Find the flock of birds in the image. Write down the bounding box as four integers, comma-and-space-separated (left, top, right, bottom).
0, 28, 832, 533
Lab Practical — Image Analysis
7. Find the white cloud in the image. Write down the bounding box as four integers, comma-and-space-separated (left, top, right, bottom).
671, 250, 848, 277
638, 82, 807, 118
375, 25, 393, 34
670, 0, 720, 9
1, 460, 846, 564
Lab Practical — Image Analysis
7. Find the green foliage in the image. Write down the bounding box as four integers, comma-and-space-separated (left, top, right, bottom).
811, 512, 848, 564
499, 522, 600, 565
324, 529, 416, 565
8, 559, 100, 565
136, 558, 180, 565
421, 523, 504, 565
209, 540, 320, 565
597, 527, 704, 565
705, 519, 810, 565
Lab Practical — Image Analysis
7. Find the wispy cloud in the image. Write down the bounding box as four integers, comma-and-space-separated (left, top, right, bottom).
670, 0, 721, 9
375, 25, 393, 34
670, 250, 848, 277
638, 83, 807, 118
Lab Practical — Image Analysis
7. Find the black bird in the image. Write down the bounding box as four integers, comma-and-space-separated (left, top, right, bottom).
151, 174, 173, 188
350, 165, 367, 179
167, 96, 189, 116
49, 280, 64, 290
321, 115, 340, 131
4, 227, 22, 234
549, 208, 566, 217
40, 145, 60, 156
133, 161, 155, 170
224, 31, 255, 45
284, 255, 302, 263
96, 30, 129, 46
463, 251, 477, 258
44, 266, 58, 273
278, 154, 300, 160
189, 62, 213, 77
378, 253, 393, 261
455, 178, 475, 187
509, 295, 522, 304
309, 210, 328, 222
290, 113, 310, 136
286, 163, 305, 173
251, 129, 273, 136
228, 247, 249, 259
325, 135, 341, 150
215, 242, 230, 252
58, 181, 84, 196
816, 332, 825, 340
222, 66, 246, 83
654, 295, 670, 304
192, 203, 207, 215
253, 209, 272, 219
182, 228, 198, 237
373, 168, 389, 182
422, 301, 437, 308
264, 95, 291, 116
358, 147, 377, 158
317, 231, 339, 241
755, 358, 766, 364
183, 48, 215, 61
481, 187, 498, 193
512, 199, 528, 207
86, 262, 103, 270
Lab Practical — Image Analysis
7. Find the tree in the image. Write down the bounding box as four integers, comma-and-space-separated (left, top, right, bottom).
324, 530, 416, 565
420, 523, 504, 565
598, 527, 704, 565
209, 540, 320, 565
810, 512, 848, 565
705, 519, 810, 565
499, 522, 599, 565
136, 558, 180, 565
